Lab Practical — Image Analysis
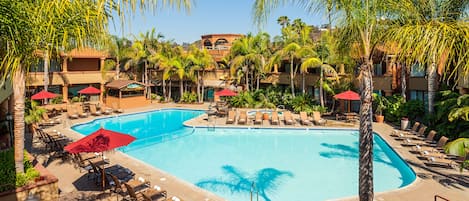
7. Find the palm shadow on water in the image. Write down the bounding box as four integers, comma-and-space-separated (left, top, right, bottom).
319, 142, 394, 167
196, 165, 293, 201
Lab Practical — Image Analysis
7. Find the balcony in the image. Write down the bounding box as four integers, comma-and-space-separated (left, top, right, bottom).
27, 71, 116, 86
373, 76, 392, 91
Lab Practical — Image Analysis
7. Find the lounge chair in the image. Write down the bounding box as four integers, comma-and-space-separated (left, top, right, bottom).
271, 111, 279, 125
283, 111, 294, 125
142, 185, 168, 201
254, 111, 263, 125
226, 110, 235, 124
165, 196, 184, 201
99, 103, 113, 115
411, 136, 449, 154
238, 110, 247, 125
405, 121, 420, 132
75, 104, 89, 118
401, 130, 437, 147
66, 105, 79, 119
125, 181, 167, 201
42, 112, 61, 124
89, 104, 102, 116
112, 102, 124, 113
299, 112, 312, 126
396, 125, 427, 140
424, 156, 456, 169
312, 111, 326, 126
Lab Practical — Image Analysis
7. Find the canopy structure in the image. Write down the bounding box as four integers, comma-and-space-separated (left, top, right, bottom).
78, 86, 101, 94
215, 89, 237, 97
334, 90, 360, 100
31, 90, 58, 100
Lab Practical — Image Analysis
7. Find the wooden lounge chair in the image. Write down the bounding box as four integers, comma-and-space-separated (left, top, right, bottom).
100, 103, 113, 115
401, 130, 437, 146
66, 105, 79, 119
312, 111, 326, 126
299, 112, 312, 126
271, 111, 279, 125
142, 185, 168, 201
254, 111, 263, 125
75, 104, 89, 118
238, 110, 247, 125
396, 125, 427, 140
165, 196, 184, 201
283, 111, 294, 125
424, 156, 456, 169
41, 112, 61, 124
226, 110, 235, 124
411, 136, 449, 154
405, 121, 420, 132
89, 104, 102, 116
112, 102, 124, 113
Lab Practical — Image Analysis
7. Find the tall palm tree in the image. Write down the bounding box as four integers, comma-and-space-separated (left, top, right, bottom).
0, 0, 191, 174
253, 1, 386, 200
107, 36, 132, 80
277, 16, 290, 28
385, 0, 469, 114
186, 45, 216, 102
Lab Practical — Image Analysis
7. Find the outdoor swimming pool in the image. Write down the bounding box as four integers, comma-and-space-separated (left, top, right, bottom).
72, 109, 416, 201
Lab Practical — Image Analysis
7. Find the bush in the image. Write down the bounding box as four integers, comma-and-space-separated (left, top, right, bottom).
0, 149, 39, 192
180, 92, 197, 103
50, 95, 63, 104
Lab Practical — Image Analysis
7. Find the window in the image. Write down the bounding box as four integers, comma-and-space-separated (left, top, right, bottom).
374, 63, 383, 76
411, 63, 425, 77
410, 90, 428, 107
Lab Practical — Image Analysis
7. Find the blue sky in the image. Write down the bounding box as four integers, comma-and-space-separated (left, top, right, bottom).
110, 1, 326, 44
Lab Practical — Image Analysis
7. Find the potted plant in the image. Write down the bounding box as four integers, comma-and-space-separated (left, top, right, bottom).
401, 117, 409, 130
372, 93, 387, 123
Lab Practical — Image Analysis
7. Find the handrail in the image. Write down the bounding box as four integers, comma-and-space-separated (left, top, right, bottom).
434, 195, 450, 201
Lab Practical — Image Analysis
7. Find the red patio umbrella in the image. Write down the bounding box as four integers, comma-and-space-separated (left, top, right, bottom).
78, 86, 101, 94
334, 90, 360, 101
334, 90, 360, 112
64, 128, 135, 153
215, 88, 237, 96
31, 90, 58, 100
64, 128, 136, 190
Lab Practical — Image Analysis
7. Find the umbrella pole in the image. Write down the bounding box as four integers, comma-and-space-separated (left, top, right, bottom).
102, 153, 105, 191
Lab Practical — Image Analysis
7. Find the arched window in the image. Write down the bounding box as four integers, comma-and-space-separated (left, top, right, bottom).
214, 38, 229, 50
203, 39, 213, 49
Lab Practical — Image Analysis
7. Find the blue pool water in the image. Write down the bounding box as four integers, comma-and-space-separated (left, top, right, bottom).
72, 109, 416, 201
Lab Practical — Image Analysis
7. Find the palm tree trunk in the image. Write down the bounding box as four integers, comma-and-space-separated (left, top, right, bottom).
245, 67, 249, 91
13, 66, 25, 173
358, 59, 374, 201
44, 51, 49, 104
320, 65, 324, 107
201, 70, 205, 102
428, 53, 438, 114
302, 72, 305, 94
401, 63, 406, 101
197, 71, 201, 102
180, 79, 184, 101
116, 59, 120, 79
290, 57, 295, 97
168, 80, 172, 101
256, 74, 260, 90
162, 78, 166, 102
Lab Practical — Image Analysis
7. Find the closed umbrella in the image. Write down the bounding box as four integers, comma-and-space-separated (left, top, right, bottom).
64, 128, 136, 190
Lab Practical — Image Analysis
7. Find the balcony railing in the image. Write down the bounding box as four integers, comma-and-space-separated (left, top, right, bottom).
27, 71, 116, 86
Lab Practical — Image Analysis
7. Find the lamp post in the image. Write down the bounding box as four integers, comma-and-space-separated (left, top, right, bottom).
5, 113, 13, 148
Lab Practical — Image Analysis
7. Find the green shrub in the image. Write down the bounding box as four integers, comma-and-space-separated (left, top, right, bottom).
180, 92, 197, 103
291, 94, 313, 113
230, 91, 255, 108
50, 95, 63, 104
0, 149, 39, 192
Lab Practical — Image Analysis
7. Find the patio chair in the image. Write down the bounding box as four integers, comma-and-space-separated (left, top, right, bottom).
312, 111, 326, 126
401, 130, 437, 147
226, 110, 235, 124
112, 102, 124, 113
164, 196, 184, 201
109, 173, 127, 195
271, 111, 279, 125
238, 110, 247, 125
89, 104, 102, 116
424, 156, 457, 169
41, 112, 61, 124
74, 104, 89, 118
283, 111, 294, 125
299, 112, 312, 126
411, 136, 449, 154
396, 125, 427, 140
100, 103, 113, 115
142, 185, 168, 201
66, 105, 79, 119
405, 121, 420, 132
254, 111, 263, 125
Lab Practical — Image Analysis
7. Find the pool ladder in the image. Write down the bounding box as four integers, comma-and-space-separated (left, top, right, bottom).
207, 115, 216, 131
250, 182, 259, 201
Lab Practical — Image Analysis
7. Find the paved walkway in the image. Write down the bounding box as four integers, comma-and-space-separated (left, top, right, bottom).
30, 103, 469, 201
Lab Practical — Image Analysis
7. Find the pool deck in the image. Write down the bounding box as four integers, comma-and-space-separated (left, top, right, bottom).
31, 102, 469, 201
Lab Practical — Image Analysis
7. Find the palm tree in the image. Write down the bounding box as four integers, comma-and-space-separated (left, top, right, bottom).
186, 45, 216, 102
277, 16, 290, 28
301, 59, 339, 107
385, 0, 469, 114
253, 1, 385, 200
0, 0, 191, 174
